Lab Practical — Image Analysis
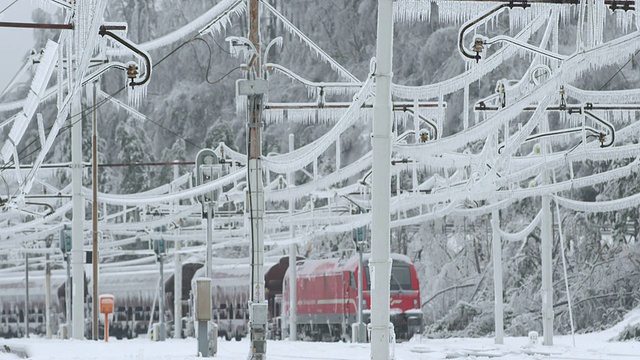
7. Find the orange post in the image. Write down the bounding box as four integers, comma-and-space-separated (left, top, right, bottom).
99, 295, 114, 342
104, 313, 109, 342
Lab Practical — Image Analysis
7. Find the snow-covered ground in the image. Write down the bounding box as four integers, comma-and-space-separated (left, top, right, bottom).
1, 309, 639, 360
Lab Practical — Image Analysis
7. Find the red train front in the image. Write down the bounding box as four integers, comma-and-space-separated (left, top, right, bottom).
282, 253, 422, 341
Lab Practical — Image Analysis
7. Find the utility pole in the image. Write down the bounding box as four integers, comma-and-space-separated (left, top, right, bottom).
541, 116, 553, 346
45, 235, 53, 339
491, 210, 504, 344
288, 134, 297, 342
246, 0, 268, 358
25, 254, 29, 338
92, 81, 99, 341
71, 94, 85, 340
173, 162, 182, 339
370, 0, 394, 359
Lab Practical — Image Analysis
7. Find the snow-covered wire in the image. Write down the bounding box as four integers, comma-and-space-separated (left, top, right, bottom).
497, 210, 542, 242
259, 0, 359, 83
106, 0, 245, 56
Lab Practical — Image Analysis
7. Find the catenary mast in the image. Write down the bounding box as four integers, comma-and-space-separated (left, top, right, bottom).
370, 0, 394, 359
247, 0, 267, 358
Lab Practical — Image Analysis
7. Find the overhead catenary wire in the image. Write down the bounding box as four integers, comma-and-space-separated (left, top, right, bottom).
0, 0, 20, 16
1, 35, 237, 178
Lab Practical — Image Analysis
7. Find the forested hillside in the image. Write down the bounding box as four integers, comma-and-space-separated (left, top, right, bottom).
16, 0, 640, 338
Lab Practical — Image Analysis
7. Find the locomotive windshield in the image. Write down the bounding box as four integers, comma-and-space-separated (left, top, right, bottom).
364, 261, 413, 290
390, 263, 412, 290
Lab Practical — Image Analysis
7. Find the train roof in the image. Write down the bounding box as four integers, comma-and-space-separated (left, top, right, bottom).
100, 268, 170, 301
296, 253, 414, 277
192, 262, 276, 288
0, 271, 67, 301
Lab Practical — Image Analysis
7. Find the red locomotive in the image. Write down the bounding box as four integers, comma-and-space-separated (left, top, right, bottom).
281, 253, 423, 341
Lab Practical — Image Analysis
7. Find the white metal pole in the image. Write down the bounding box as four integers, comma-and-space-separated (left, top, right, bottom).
45, 245, 52, 339
25, 254, 29, 338
358, 247, 364, 343
206, 205, 213, 280
288, 134, 297, 341
288, 243, 297, 341
541, 114, 554, 346
173, 162, 182, 339
66, 255, 71, 332
541, 193, 553, 345
491, 210, 504, 344
71, 96, 85, 340
371, 0, 394, 359
159, 255, 166, 341
92, 81, 99, 341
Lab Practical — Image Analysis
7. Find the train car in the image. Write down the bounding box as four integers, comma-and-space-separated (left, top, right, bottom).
99, 266, 166, 339
190, 261, 289, 341
0, 271, 66, 338
165, 262, 203, 338
282, 253, 422, 342
192, 264, 251, 341
98, 261, 202, 339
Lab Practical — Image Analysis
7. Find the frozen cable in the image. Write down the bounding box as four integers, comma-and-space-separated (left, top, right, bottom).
552, 166, 576, 347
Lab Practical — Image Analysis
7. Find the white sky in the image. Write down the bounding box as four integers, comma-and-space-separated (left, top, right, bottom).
0, 0, 35, 91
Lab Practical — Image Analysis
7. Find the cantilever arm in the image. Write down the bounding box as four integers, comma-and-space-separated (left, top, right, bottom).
458, 4, 509, 62
498, 126, 603, 153
265, 62, 362, 90
400, 107, 438, 140
584, 110, 615, 147
81, 62, 128, 86
485, 35, 567, 61
98, 25, 152, 88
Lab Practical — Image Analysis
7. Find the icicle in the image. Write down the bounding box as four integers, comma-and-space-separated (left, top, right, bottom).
236, 95, 247, 116
127, 83, 148, 108
393, 0, 433, 23
262, 1, 358, 82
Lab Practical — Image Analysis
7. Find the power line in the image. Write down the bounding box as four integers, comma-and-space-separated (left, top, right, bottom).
1, 35, 219, 185
0, 0, 20, 16
599, 49, 640, 90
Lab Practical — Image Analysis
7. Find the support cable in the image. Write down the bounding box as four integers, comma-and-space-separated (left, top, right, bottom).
554, 198, 576, 347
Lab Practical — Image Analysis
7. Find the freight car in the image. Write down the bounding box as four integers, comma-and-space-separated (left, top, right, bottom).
191, 264, 251, 341
0, 272, 66, 338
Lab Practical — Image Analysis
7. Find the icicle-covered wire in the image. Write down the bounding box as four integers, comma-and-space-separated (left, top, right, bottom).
0, 201, 73, 236
267, 152, 372, 203
394, 0, 433, 23
260, 0, 359, 82
262, 76, 373, 174
497, 210, 542, 241
552, 177, 640, 212
97, 90, 145, 120
393, 13, 548, 99
107, 0, 245, 56
94, 167, 245, 206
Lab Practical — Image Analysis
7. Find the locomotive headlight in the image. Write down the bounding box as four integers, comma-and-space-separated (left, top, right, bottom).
413, 299, 419, 309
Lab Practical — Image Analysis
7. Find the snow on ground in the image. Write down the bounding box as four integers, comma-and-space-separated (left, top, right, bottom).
1, 309, 639, 360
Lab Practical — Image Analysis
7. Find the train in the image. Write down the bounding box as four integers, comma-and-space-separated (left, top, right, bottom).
0, 253, 423, 342
281, 253, 423, 342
